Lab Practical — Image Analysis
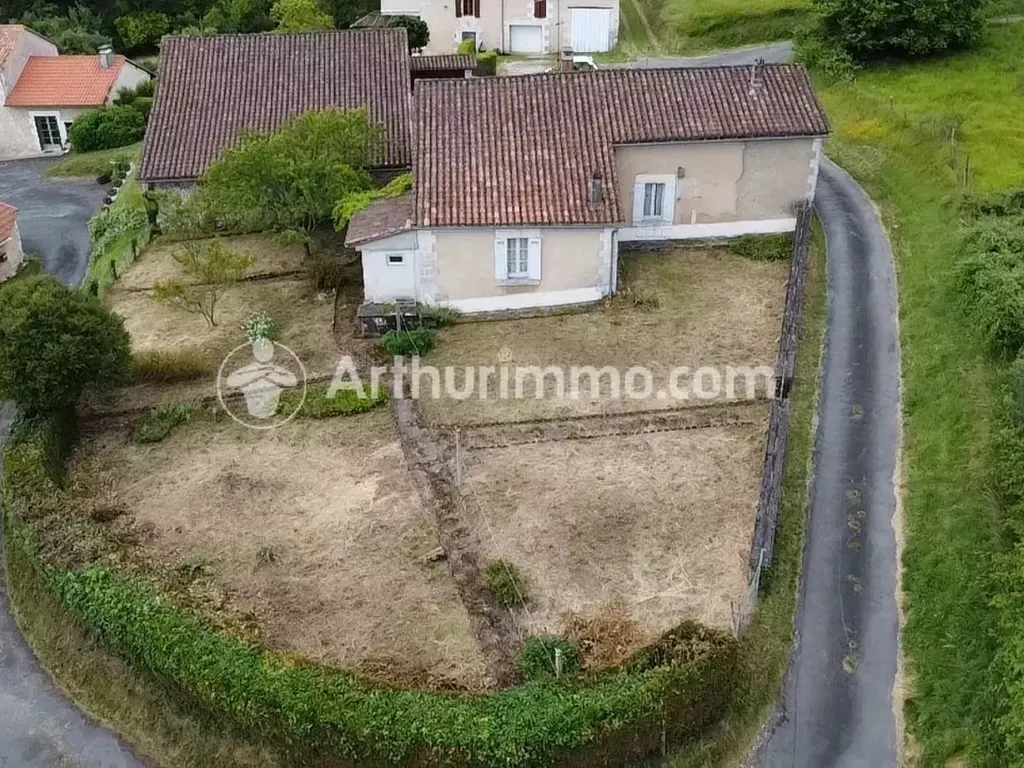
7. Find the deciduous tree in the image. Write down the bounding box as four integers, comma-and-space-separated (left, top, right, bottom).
153, 241, 254, 327
270, 0, 333, 32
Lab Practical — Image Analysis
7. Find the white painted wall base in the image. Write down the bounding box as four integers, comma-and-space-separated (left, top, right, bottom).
439, 286, 606, 314
618, 217, 798, 242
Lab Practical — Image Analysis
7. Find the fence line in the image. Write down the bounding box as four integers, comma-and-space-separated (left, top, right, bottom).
737, 203, 813, 632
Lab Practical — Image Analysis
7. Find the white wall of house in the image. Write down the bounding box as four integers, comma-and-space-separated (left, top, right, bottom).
0, 30, 56, 102
359, 226, 617, 312
0, 221, 25, 282
112, 61, 152, 97
615, 136, 820, 242
0, 105, 92, 159
390, 0, 618, 53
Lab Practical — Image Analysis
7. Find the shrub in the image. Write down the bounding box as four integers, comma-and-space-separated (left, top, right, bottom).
0, 276, 131, 416
389, 15, 429, 49
133, 350, 211, 382
475, 49, 498, 76
243, 310, 278, 343
279, 385, 389, 419
70, 106, 147, 153
457, 37, 477, 54
380, 328, 435, 356
961, 189, 1024, 220
133, 403, 199, 443
954, 217, 1024, 358
517, 636, 583, 681
484, 559, 528, 607
795, 27, 856, 83
421, 304, 461, 328
732, 234, 793, 261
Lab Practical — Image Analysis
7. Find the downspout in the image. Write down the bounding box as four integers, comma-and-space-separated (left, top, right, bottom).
610, 229, 619, 296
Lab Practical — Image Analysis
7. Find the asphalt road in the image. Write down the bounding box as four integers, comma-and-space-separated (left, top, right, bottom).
755, 160, 902, 767
0, 159, 146, 766
0, 156, 107, 287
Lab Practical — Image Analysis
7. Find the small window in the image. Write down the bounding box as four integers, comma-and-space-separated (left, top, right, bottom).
643, 182, 665, 219
534, 0, 546, 17
506, 238, 529, 278
386, 253, 405, 265
455, 0, 479, 17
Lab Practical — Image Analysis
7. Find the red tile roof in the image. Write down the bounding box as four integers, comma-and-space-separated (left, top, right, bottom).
6, 55, 128, 107
345, 194, 413, 245
413, 65, 830, 227
0, 202, 18, 243
138, 29, 411, 184
0, 24, 25, 67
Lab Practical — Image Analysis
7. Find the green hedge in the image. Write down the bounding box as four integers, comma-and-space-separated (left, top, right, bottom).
4, 417, 739, 766
85, 177, 152, 297
69, 106, 147, 153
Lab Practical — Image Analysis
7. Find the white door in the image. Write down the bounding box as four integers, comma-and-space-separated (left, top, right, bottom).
570, 8, 613, 52
509, 24, 544, 53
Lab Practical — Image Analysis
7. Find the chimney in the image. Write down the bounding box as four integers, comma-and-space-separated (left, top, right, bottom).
98, 44, 114, 70
561, 47, 574, 73
589, 170, 603, 205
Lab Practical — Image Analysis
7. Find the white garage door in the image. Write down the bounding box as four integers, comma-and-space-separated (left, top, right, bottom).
570, 8, 613, 52
509, 24, 544, 53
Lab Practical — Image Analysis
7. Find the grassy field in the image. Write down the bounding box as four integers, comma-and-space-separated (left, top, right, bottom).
620, 0, 811, 54
44, 143, 142, 178
815, 24, 1024, 765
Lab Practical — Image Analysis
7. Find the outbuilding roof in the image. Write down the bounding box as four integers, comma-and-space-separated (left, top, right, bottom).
0, 201, 18, 243
6, 55, 129, 107
345, 194, 414, 246
410, 54, 475, 71
138, 29, 412, 184
413, 64, 830, 228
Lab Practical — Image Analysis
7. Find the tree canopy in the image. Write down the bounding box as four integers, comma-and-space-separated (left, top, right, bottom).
270, 0, 333, 32
0, 275, 132, 416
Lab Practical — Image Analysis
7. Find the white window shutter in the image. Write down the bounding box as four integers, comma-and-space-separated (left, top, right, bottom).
632, 183, 645, 225
494, 237, 508, 281
663, 179, 677, 224
527, 237, 542, 281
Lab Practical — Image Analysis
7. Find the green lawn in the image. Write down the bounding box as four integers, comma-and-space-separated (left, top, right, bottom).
816, 24, 1024, 765
625, 0, 811, 54
44, 143, 142, 179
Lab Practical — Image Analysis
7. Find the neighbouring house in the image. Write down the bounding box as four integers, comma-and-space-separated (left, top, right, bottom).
0, 25, 152, 160
138, 29, 412, 192
361, 0, 618, 54
346, 64, 829, 314
0, 201, 24, 280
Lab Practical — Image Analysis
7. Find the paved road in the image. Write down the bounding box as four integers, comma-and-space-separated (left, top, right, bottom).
0, 160, 146, 766
500, 41, 793, 75
0, 157, 106, 286
756, 160, 902, 767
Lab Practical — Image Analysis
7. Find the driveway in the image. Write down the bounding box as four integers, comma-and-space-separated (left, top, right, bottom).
500, 41, 793, 75
0, 157, 107, 287
755, 160, 902, 766
0, 160, 146, 765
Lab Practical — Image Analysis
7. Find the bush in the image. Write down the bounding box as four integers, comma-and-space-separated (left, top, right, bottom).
961, 189, 1024, 219
816, 0, 984, 60
795, 27, 856, 83
133, 350, 211, 382
70, 106, 147, 153
278, 385, 389, 419
4, 415, 743, 766
457, 37, 477, 54
732, 233, 793, 261
484, 559, 528, 607
954, 217, 1024, 358
389, 14, 429, 49
243, 310, 278, 343
0, 276, 131, 416
516, 636, 583, 681
133, 403, 198, 443
380, 328, 435, 356
421, 304, 461, 328
475, 49, 498, 76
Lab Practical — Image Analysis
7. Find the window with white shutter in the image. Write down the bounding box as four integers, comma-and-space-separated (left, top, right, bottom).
495, 230, 541, 283
632, 174, 677, 226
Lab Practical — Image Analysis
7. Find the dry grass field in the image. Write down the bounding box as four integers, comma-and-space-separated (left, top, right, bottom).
462, 418, 767, 661
418, 247, 787, 426
71, 411, 489, 690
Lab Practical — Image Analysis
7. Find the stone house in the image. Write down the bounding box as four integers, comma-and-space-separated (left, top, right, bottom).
0, 24, 151, 160
346, 64, 829, 314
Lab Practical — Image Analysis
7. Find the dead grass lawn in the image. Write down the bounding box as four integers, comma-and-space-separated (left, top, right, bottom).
71, 411, 489, 690
464, 419, 767, 659
419, 248, 787, 425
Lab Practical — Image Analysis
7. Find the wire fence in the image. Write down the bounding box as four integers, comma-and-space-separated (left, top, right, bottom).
735, 203, 813, 633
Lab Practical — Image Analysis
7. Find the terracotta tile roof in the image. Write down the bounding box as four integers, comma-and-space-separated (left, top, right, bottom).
138, 29, 411, 184
345, 194, 413, 245
0, 201, 18, 243
410, 54, 475, 71
6, 55, 127, 107
413, 65, 830, 227
0, 24, 25, 67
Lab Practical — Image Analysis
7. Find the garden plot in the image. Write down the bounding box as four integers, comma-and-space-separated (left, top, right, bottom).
463, 417, 768, 659
107, 234, 339, 377
71, 410, 490, 690
418, 247, 787, 426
